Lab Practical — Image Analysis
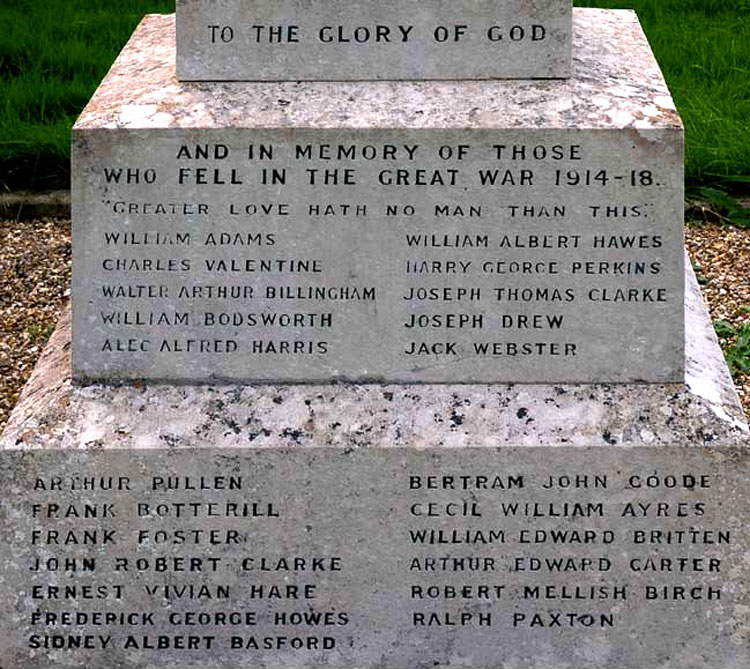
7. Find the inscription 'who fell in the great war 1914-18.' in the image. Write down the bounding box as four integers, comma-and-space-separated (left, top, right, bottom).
1, 447, 749, 669
175, 0, 573, 81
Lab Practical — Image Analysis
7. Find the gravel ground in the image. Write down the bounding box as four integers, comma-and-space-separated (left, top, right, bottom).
685, 221, 750, 413
0, 217, 748, 432
0, 218, 71, 428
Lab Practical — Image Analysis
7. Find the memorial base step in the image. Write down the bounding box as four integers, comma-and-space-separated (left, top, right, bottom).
1, 261, 747, 669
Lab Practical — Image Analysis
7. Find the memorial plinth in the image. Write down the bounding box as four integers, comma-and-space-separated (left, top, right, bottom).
4, 4, 749, 669
73, 10, 684, 385
176, 0, 573, 81
1, 256, 749, 669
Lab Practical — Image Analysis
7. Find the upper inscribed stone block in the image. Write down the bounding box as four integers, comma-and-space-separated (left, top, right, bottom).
176, 0, 573, 80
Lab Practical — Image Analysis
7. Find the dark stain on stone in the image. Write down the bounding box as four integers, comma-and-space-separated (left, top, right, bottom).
450, 410, 465, 428
603, 430, 617, 445
281, 427, 305, 443
160, 433, 180, 447
497, 394, 511, 408
383, 391, 394, 401
517, 408, 529, 419
272, 396, 284, 404
247, 428, 271, 442
223, 418, 241, 435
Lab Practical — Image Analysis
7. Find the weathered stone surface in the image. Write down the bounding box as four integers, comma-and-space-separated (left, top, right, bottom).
72, 11, 684, 384
4, 262, 747, 452
77, 11, 679, 132
175, 0, 572, 81
1, 446, 750, 669
1, 259, 748, 669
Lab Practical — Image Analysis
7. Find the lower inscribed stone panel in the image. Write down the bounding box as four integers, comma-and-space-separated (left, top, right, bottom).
1, 446, 748, 668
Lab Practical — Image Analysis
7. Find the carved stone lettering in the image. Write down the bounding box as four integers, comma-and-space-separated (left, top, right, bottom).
1, 448, 748, 668
176, 0, 573, 80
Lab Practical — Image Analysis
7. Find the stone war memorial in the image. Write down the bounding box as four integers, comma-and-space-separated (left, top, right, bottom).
1, 1, 749, 667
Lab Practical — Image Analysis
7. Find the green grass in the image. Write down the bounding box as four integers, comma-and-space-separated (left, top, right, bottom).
0, 0, 172, 190
576, 0, 750, 189
0, 0, 749, 190
714, 320, 750, 378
